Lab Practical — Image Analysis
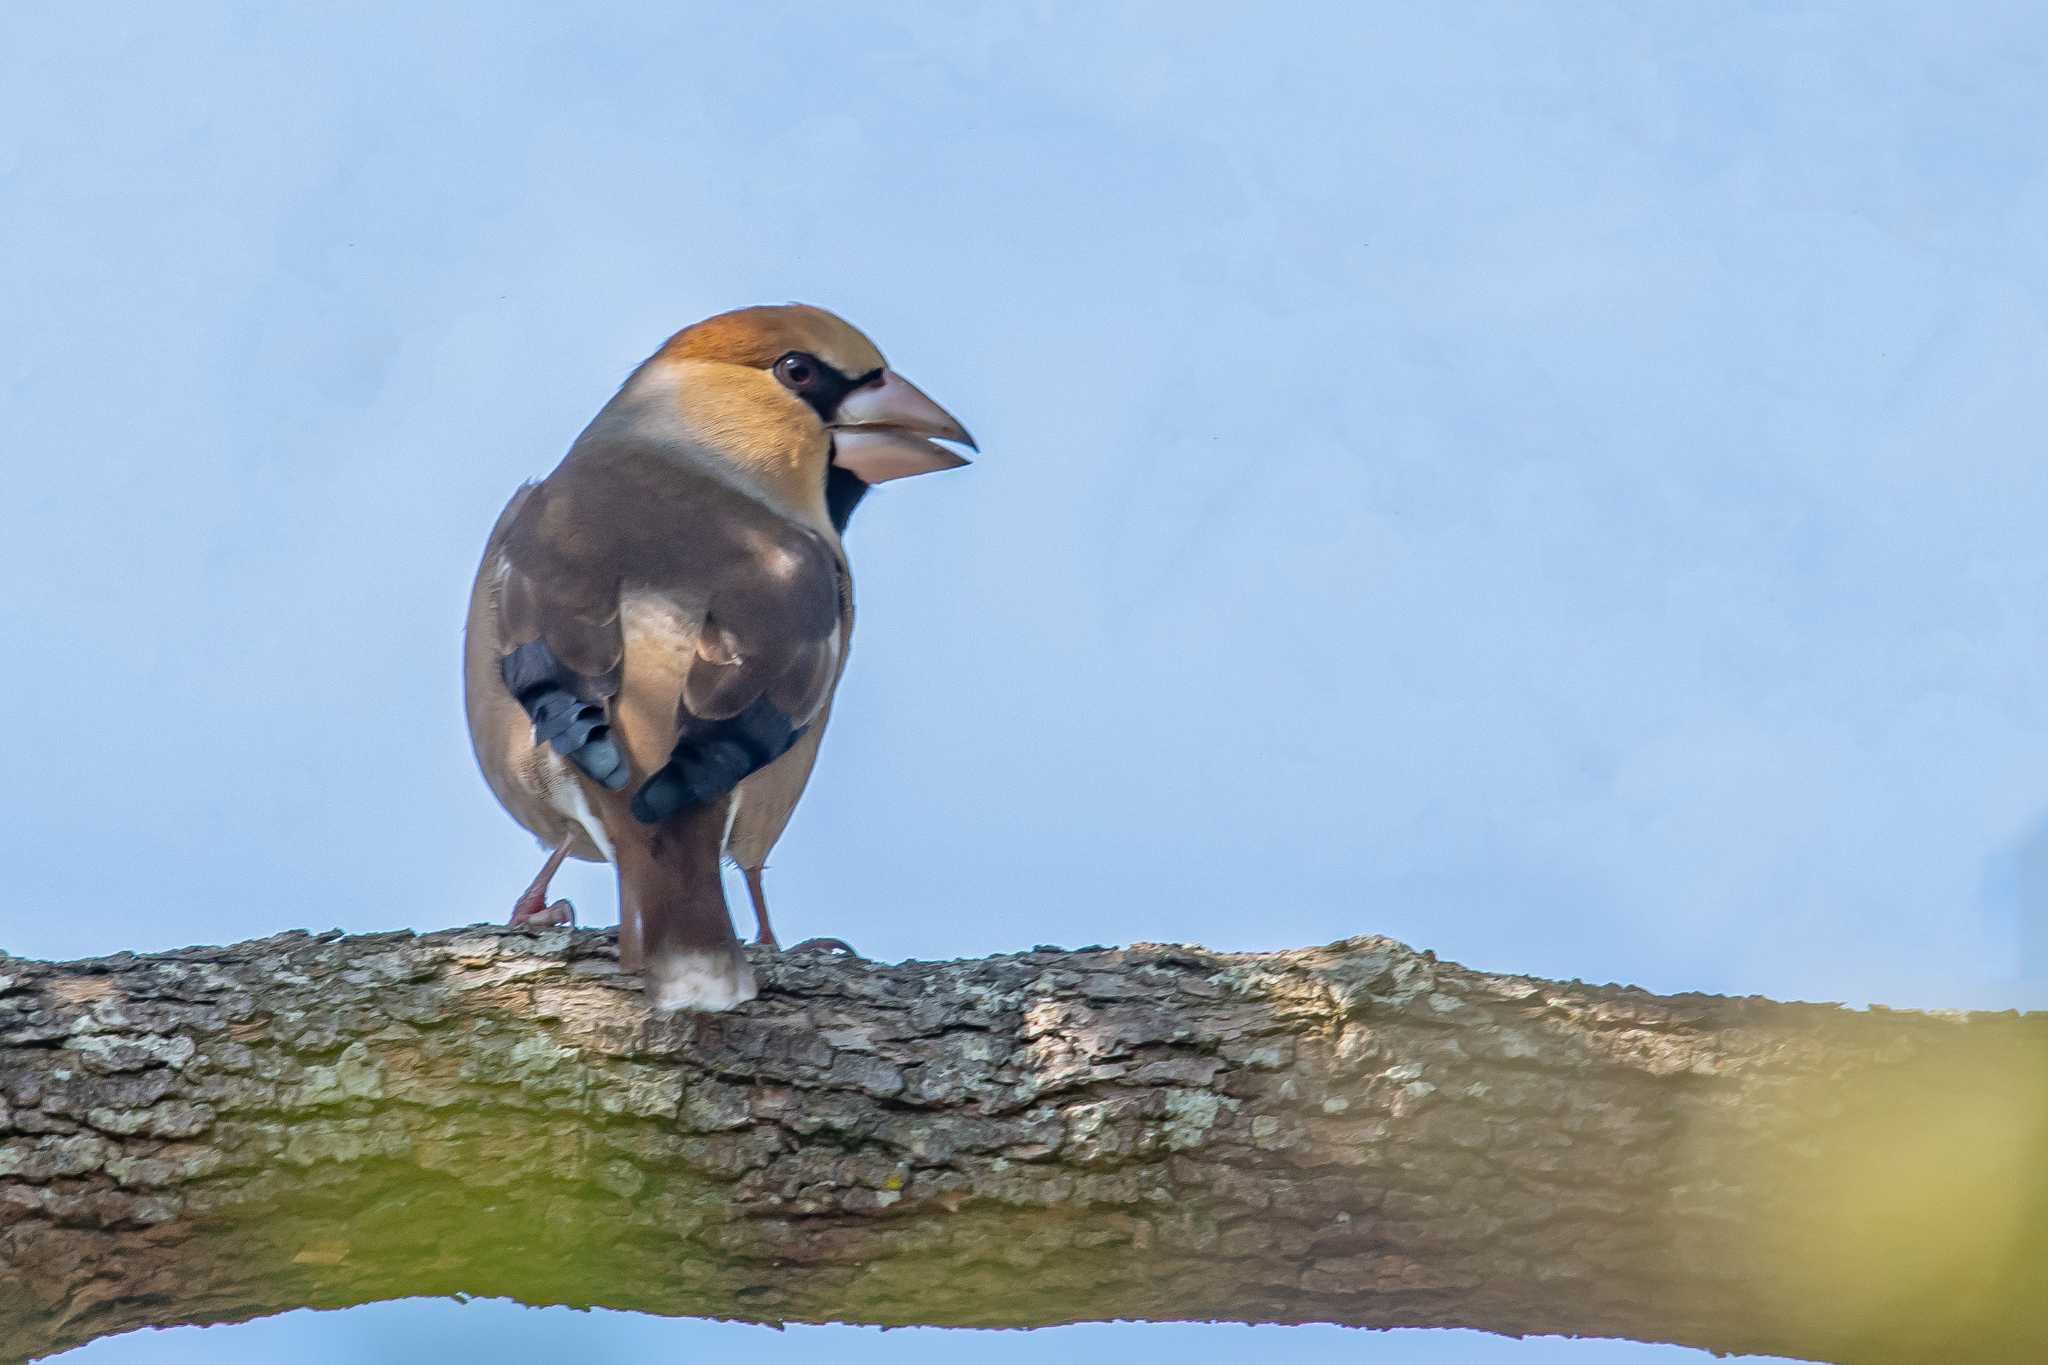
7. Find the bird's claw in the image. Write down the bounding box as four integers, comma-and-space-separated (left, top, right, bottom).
783, 936, 858, 957
509, 897, 576, 929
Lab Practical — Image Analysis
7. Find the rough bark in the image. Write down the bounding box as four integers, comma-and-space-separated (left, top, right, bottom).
0, 927, 2042, 1365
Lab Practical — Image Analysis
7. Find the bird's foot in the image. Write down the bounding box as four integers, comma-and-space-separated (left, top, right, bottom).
741, 868, 855, 955
507, 833, 578, 929
508, 894, 576, 929
784, 936, 858, 957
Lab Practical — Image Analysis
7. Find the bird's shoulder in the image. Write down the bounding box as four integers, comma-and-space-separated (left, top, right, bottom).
502, 436, 841, 641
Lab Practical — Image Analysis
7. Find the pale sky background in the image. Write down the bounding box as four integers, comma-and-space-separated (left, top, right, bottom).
5, 3, 2045, 1362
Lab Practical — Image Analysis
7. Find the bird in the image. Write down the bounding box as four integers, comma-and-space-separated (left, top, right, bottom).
463, 304, 973, 1011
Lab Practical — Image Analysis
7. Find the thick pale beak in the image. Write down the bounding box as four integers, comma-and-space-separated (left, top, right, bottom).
829, 370, 977, 483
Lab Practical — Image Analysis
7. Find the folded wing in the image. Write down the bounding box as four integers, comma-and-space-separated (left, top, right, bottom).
492, 441, 844, 826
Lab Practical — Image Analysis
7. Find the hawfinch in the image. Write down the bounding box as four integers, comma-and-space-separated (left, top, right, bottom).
463, 304, 972, 1010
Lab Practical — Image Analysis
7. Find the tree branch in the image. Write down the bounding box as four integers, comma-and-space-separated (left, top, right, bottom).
0, 926, 2042, 1364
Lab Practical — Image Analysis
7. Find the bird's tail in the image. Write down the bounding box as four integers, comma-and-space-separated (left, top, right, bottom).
612, 800, 756, 1013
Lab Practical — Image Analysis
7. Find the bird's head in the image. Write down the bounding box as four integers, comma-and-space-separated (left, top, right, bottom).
652, 304, 975, 526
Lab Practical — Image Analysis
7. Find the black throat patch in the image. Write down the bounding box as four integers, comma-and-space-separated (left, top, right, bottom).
825, 461, 871, 532
812, 364, 882, 532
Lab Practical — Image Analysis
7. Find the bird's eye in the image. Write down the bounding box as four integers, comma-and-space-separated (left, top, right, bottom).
775, 352, 820, 391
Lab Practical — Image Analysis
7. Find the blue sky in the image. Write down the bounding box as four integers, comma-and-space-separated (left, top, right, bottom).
5, 4, 2045, 1361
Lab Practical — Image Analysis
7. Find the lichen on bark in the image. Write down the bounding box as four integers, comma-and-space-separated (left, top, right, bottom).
0, 926, 2043, 1365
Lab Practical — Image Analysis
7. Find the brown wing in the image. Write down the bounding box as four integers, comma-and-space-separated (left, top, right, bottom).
495, 438, 843, 824
490, 485, 631, 792
728, 567, 857, 871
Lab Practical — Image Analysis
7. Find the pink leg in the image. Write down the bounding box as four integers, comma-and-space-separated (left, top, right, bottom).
744, 865, 856, 955
744, 865, 776, 947
508, 833, 577, 928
